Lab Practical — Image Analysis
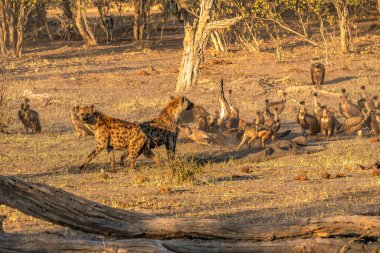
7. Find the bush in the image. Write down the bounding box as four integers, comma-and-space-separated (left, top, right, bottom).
171, 156, 203, 185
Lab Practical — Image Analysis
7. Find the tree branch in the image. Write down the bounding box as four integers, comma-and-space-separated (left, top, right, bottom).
254, 17, 319, 47
206, 16, 242, 33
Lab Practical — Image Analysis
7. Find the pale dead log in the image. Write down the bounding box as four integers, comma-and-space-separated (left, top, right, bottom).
0, 234, 171, 253
0, 175, 379, 241
0, 233, 379, 253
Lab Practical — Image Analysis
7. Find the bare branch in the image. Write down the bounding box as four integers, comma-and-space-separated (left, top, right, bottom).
206, 16, 242, 32
254, 17, 319, 47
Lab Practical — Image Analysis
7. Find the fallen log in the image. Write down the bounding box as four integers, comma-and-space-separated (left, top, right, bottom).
0, 232, 379, 253
0, 175, 379, 241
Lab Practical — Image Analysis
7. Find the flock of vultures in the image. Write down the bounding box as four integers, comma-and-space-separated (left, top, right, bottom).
16, 61, 379, 172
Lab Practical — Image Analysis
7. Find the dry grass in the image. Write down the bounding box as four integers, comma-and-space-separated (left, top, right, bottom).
0, 30, 379, 234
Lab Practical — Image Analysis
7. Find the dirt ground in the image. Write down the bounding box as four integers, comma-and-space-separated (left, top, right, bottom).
0, 26, 380, 235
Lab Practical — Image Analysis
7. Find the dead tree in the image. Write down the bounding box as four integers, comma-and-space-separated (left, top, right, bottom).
73, 0, 97, 46
176, 0, 240, 92
0, 0, 33, 57
1, 233, 379, 253
29, 0, 53, 40
133, 0, 150, 40
334, 0, 350, 53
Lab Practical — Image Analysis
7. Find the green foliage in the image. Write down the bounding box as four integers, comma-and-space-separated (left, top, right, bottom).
170, 157, 202, 185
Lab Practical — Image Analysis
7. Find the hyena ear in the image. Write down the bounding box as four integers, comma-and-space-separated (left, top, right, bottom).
90, 104, 95, 112
169, 95, 175, 100
181, 96, 185, 103
74, 105, 80, 112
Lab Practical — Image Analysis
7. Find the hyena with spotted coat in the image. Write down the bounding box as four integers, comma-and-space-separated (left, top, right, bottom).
120, 96, 194, 165
77, 105, 155, 172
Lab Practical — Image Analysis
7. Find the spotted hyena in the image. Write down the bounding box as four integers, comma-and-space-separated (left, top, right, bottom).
77, 105, 157, 172
120, 96, 194, 165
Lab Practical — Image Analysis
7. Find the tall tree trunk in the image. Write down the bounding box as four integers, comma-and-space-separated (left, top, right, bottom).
133, 0, 148, 41
133, 0, 139, 40
73, 0, 97, 46
74, 2, 89, 44
334, 0, 350, 54
82, 8, 97, 45
176, 0, 214, 92
0, 0, 7, 47
97, 5, 106, 31
0, 0, 29, 57
61, 0, 75, 40
15, 0, 26, 58
0, 28, 5, 54
38, 1, 53, 40
138, 0, 145, 40
0, 0, 7, 54
8, 3, 15, 53
176, 1, 240, 92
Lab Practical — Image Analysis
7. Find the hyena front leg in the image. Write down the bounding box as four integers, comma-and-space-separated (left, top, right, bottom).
80, 142, 106, 170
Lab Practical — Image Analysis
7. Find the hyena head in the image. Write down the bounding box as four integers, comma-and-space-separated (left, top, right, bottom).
167, 96, 194, 121
77, 105, 98, 124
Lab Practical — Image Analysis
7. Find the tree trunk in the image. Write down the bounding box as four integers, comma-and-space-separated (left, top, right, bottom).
0, 0, 31, 58
30, 0, 53, 40
138, 0, 146, 40
82, 8, 97, 45
210, 32, 221, 51
97, 5, 106, 31
8, 2, 15, 53
133, 0, 139, 40
335, 0, 350, 53
176, 0, 214, 92
0, 28, 5, 54
0, 175, 379, 241
176, 0, 241, 92
0, 1, 6, 42
73, 0, 97, 46
214, 31, 225, 51
15, 0, 25, 58
38, 1, 53, 40
133, 0, 147, 40
61, 0, 75, 40
0, 0, 6, 54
